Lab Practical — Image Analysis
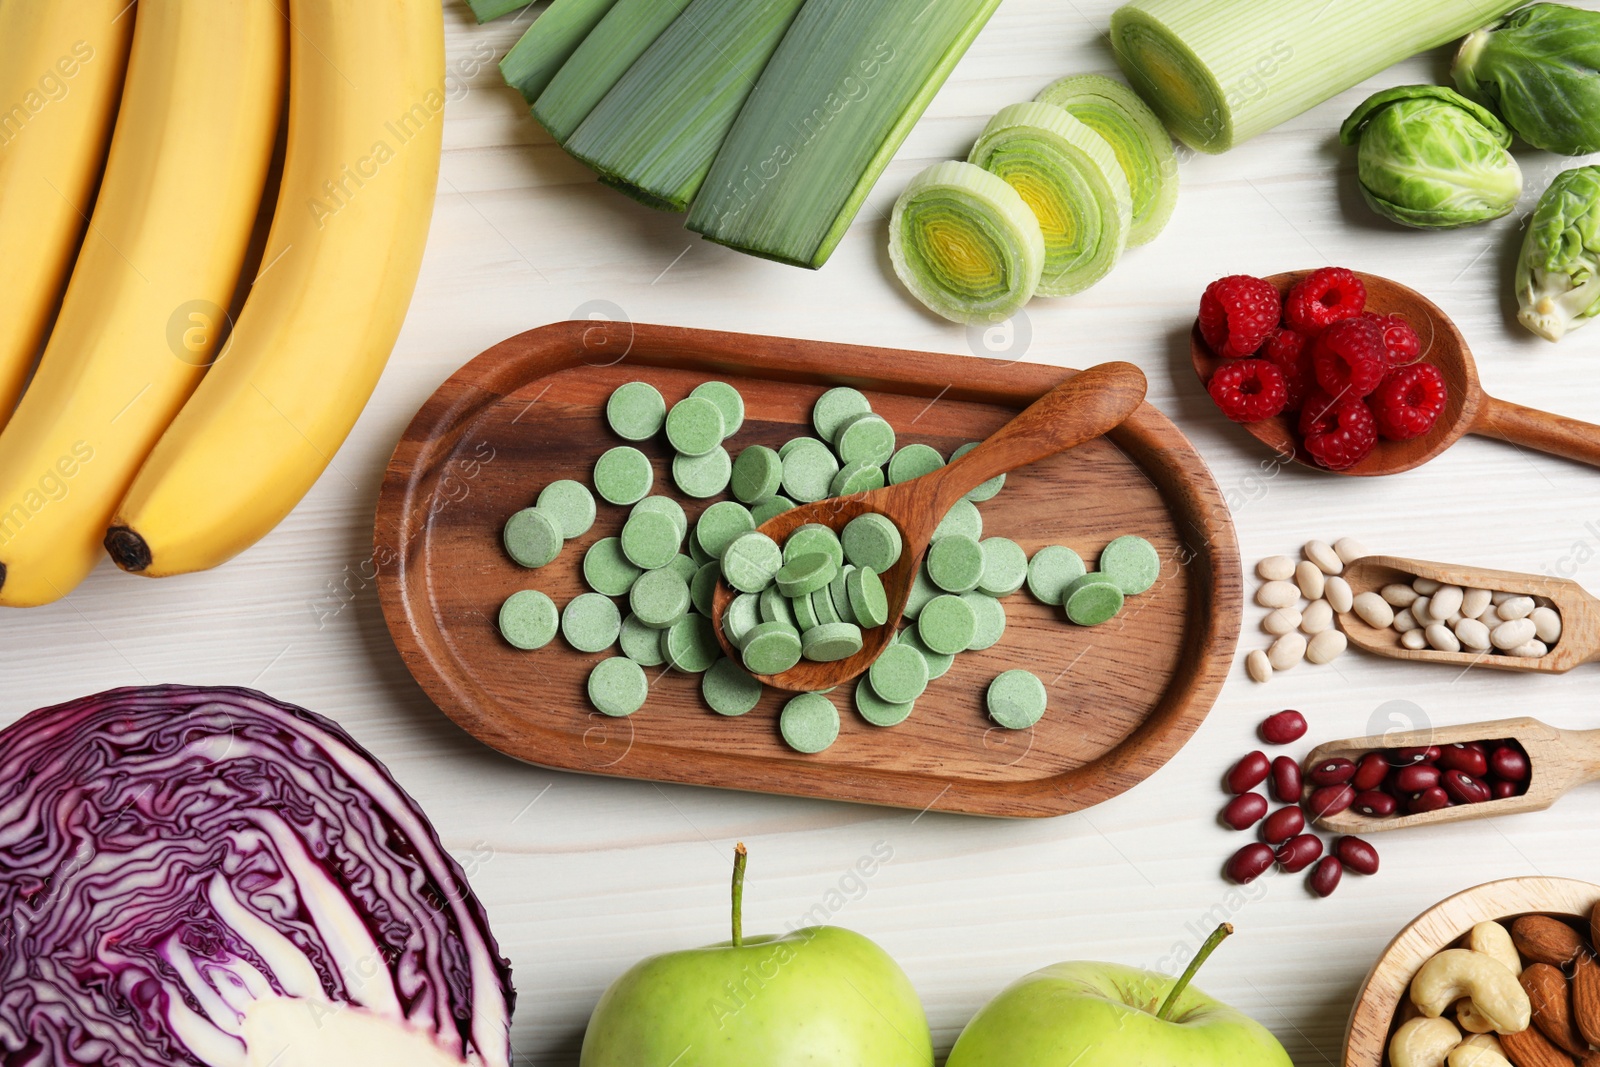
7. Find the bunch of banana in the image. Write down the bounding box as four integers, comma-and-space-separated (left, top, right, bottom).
0, 0, 444, 607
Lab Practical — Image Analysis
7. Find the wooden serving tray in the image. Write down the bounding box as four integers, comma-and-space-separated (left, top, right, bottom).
375, 322, 1241, 817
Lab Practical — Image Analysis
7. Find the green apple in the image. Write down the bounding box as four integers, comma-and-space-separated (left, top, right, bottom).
946, 924, 1293, 1067
580, 844, 932, 1067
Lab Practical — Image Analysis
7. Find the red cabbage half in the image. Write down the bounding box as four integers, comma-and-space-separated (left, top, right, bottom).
0, 686, 513, 1067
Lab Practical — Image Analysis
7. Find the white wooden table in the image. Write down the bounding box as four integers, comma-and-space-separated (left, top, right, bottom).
7, 2, 1600, 1062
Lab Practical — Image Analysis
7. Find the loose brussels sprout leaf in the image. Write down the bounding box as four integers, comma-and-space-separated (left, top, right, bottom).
1517, 165, 1600, 342
1454, 3, 1600, 156
1340, 85, 1522, 230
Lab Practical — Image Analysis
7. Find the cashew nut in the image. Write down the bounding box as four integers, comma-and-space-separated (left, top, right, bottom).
1467, 922, 1524, 978
1454, 997, 1497, 1034
1390, 1016, 1463, 1067
1410, 949, 1531, 1034
1447, 1033, 1513, 1067
1459, 1034, 1506, 1055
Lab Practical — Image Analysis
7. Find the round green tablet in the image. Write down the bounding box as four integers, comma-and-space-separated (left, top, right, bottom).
962, 591, 1006, 651
829, 564, 858, 624
690, 380, 744, 437
1063, 573, 1125, 626
620, 509, 681, 571
721, 531, 782, 593
779, 436, 823, 460
498, 590, 558, 650
780, 439, 840, 504
841, 513, 902, 572
703, 657, 762, 716
834, 412, 896, 466
582, 537, 643, 596
593, 446, 653, 505
668, 553, 699, 585
927, 533, 985, 593
951, 442, 1005, 502
830, 459, 885, 497
776, 553, 836, 597
632, 495, 688, 540
868, 641, 929, 703
918, 594, 977, 655
722, 593, 762, 648
665, 395, 726, 457
845, 566, 889, 628
810, 585, 841, 627
562, 592, 622, 653
898, 627, 953, 679
887, 443, 945, 484
535, 479, 596, 539
606, 381, 666, 441
587, 656, 649, 716
695, 500, 755, 558
672, 447, 732, 498
750, 495, 793, 525
620, 612, 667, 665
502, 506, 563, 568
812, 386, 872, 441
1026, 545, 1086, 605
780, 692, 840, 754
664, 614, 719, 673
977, 537, 1028, 596
933, 497, 983, 541
904, 567, 940, 620
742, 621, 802, 675
854, 677, 913, 727
690, 562, 721, 615
1099, 534, 1160, 595
731, 445, 783, 504
759, 585, 796, 627
783, 524, 843, 569
630, 567, 691, 629
790, 588, 820, 632
987, 669, 1046, 729
688, 536, 711, 566
803, 622, 862, 662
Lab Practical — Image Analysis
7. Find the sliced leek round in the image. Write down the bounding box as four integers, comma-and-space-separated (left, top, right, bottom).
1036, 74, 1177, 246
889, 160, 1044, 326
968, 102, 1131, 297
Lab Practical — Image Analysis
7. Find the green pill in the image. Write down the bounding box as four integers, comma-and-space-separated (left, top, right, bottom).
668, 553, 699, 585
731, 444, 783, 504
722, 593, 762, 648
629, 567, 691, 629
1099, 535, 1160, 595
803, 621, 863, 662
583, 537, 644, 596
933, 497, 983, 541
759, 585, 796, 627
904, 567, 940, 619
780, 692, 840, 754
775, 553, 836, 597
695, 500, 755, 558
918, 594, 977, 656
887, 443, 944, 484
665, 395, 726, 457
834, 412, 895, 466
703, 657, 762, 716
606, 381, 666, 441
535, 479, 596, 538
498, 589, 558, 650
812, 386, 872, 441
830, 459, 885, 497
927, 533, 985, 594
620, 612, 667, 665
750, 495, 793, 525
594, 446, 654, 506
779, 436, 823, 460
899, 627, 953, 679
742, 621, 802, 675
1063, 573, 1125, 626
791, 589, 820, 632
811, 585, 841, 627
829, 564, 858, 624
562, 592, 622, 653
783, 524, 843, 569
588, 656, 649, 716
987, 669, 1046, 730
664, 614, 719, 673
620, 509, 681, 571
690, 380, 744, 437
721, 531, 782, 593
688, 536, 712, 566
854, 678, 913, 727
690, 562, 721, 616
846, 566, 889, 628
978, 537, 1028, 596
672, 447, 732, 498
841, 513, 902, 572
868, 641, 929, 703
951, 442, 1005, 502
1026, 545, 1086, 605
962, 592, 1006, 651
503, 506, 563, 568
632, 495, 688, 540
780, 437, 840, 503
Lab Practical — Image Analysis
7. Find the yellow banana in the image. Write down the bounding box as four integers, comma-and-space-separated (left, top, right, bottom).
0, 0, 134, 424
107, 0, 446, 578
0, 0, 285, 607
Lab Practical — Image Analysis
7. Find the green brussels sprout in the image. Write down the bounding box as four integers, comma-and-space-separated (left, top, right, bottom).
1454, 3, 1600, 157
1339, 85, 1522, 230
1517, 165, 1600, 342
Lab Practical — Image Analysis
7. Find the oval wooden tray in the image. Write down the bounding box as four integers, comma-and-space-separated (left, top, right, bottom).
374, 321, 1241, 818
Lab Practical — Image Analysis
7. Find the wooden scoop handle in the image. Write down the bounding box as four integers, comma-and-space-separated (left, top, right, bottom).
1473, 395, 1600, 469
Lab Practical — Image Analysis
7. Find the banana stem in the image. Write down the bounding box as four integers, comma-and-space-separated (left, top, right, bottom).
731, 842, 747, 948
1157, 922, 1232, 1021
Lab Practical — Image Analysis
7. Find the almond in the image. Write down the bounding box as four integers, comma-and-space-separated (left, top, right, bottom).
1502, 1024, 1579, 1067
1514, 917, 1589, 968
1522, 963, 1588, 1056
1591, 900, 1600, 960
1572, 953, 1600, 1049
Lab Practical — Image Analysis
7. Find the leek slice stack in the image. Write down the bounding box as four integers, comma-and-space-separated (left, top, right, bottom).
532, 0, 691, 144
969, 102, 1131, 297
889, 161, 1045, 326
1035, 74, 1176, 246
500, 0, 624, 105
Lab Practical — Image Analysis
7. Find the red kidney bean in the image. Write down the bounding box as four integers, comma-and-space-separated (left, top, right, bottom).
1309, 856, 1343, 897
1392, 746, 1440, 766
1408, 786, 1452, 813
1308, 784, 1356, 818
1438, 744, 1489, 777
1276, 834, 1323, 873
1307, 758, 1356, 786
1352, 790, 1397, 817
1222, 793, 1269, 830
1353, 752, 1389, 792
1490, 744, 1530, 782
1395, 764, 1441, 793
1270, 756, 1302, 804
1491, 779, 1519, 800
1442, 770, 1491, 805
1259, 710, 1307, 745
1462, 741, 1488, 754
1334, 836, 1380, 875
1261, 806, 1305, 844
1227, 751, 1271, 794
1226, 843, 1276, 884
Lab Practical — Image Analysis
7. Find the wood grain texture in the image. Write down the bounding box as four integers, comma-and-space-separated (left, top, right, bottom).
375, 321, 1240, 817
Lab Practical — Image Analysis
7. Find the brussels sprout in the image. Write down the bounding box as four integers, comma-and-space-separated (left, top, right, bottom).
1454, 3, 1600, 156
1517, 166, 1600, 342
1339, 85, 1522, 230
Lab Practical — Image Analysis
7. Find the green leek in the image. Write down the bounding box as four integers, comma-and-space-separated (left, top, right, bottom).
969, 102, 1131, 297
468, 0, 531, 24
531, 0, 690, 144
1109, 0, 1525, 154
889, 161, 1044, 326
1035, 74, 1176, 246
687, 0, 1004, 268
499, 0, 624, 105
563, 0, 806, 212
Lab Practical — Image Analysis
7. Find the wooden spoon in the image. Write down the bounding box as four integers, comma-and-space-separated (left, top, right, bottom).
1190, 270, 1600, 475
1304, 716, 1597, 834
710, 361, 1148, 692
1335, 554, 1599, 674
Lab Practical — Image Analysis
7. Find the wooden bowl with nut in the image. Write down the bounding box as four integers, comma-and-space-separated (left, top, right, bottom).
1344, 877, 1600, 1067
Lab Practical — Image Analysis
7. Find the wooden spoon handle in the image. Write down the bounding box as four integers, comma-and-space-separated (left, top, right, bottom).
1473, 395, 1600, 469
923, 362, 1147, 515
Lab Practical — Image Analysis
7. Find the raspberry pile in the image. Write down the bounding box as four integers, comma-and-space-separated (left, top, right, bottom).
1197, 268, 1447, 470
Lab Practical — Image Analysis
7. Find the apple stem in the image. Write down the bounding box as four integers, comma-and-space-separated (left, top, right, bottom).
731, 842, 748, 948
1156, 922, 1233, 1022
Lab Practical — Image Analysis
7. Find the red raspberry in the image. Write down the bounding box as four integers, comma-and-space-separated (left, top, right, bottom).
1369, 363, 1448, 440
1312, 317, 1388, 398
1208, 359, 1288, 422
1262, 327, 1312, 411
1286, 267, 1367, 335
1362, 311, 1422, 368
1199, 275, 1280, 359
1298, 391, 1378, 471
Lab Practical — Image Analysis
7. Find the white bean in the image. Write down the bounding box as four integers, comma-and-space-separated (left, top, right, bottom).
1333, 537, 1369, 564
1263, 607, 1302, 636
1307, 629, 1347, 664
1425, 623, 1461, 653
1246, 649, 1272, 683
1394, 608, 1420, 633
1429, 585, 1464, 620
1324, 575, 1353, 614
1411, 596, 1433, 624
1304, 540, 1343, 575
1491, 590, 1514, 605
1401, 629, 1428, 650
1301, 600, 1334, 634
1268, 633, 1307, 671
1479, 604, 1502, 625
1256, 581, 1300, 609
1381, 583, 1419, 608
1353, 592, 1394, 629
1454, 618, 1491, 650
1413, 577, 1442, 595
1497, 596, 1535, 621
1530, 606, 1562, 644
1461, 588, 1492, 619
1295, 560, 1325, 601
1491, 618, 1537, 651
1257, 555, 1296, 581
1509, 639, 1549, 659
